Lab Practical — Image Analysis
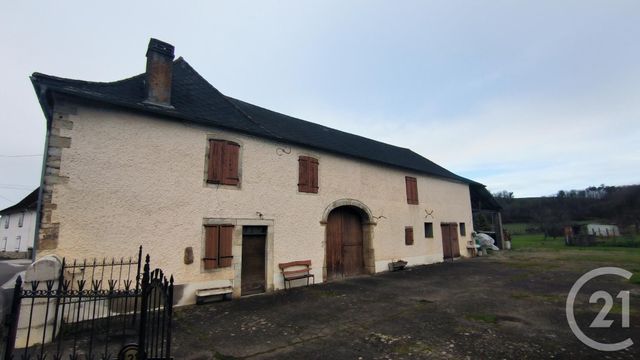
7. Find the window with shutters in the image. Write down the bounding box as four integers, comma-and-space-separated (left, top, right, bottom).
203, 224, 234, 270
298, 156, 319, 193
207, 139, 240, 186
405, 176, 418, 204
405, 226, 414, 245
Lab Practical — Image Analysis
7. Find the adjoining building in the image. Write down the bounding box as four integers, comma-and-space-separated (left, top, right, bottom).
30, 39, 496, 304
0, 188, 38, 259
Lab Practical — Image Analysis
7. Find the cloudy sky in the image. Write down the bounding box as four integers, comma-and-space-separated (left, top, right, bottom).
1, 1, 639, 209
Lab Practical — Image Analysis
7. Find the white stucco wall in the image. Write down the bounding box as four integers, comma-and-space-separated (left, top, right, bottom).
0, 210, 36, 253
41, 101, 475, 300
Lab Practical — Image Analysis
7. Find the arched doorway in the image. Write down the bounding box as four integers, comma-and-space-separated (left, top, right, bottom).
325, 206, 366, 280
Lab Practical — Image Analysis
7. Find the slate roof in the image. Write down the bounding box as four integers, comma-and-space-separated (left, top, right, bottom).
30, 57, 480, 186
0, 188, 39, 215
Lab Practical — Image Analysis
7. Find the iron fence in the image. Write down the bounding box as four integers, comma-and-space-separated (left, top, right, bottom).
2, 246, 174, 360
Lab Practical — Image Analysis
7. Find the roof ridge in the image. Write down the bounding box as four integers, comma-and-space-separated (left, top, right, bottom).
31, 70, 145, 87
225, 96, 414, 152
176, 60, 281, 139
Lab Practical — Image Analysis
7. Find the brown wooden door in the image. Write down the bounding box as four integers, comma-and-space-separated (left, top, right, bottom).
241, 226, 266, 296
326, 207, 364, 279
441, 223, 460, 260
441, 224, 451, 259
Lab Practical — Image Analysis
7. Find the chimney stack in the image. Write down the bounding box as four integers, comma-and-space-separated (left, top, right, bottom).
144, 38, 175, 107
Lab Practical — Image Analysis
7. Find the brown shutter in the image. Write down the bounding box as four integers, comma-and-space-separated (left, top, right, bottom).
405, 226, 414, 245
204, 225, 219, 269
405, 176, 418, 204
309, 157, 319, 193
298, 156, 309, 192
208, 140, 225, 183
219, 224, 234, 267
223, 142, 240, 185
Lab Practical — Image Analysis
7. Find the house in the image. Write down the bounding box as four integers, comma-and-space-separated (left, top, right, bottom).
30, 39, 495, 304
0, 188, 39, 258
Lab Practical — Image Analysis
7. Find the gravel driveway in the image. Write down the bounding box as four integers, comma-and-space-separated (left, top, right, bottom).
170, 250, 639, 359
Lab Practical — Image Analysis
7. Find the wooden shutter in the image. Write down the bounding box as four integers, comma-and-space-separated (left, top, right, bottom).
223, 142, 240, 185
208, 140, 225, 183
405, 226, 414, 245
405, 176, 418, 204
204, 225, 219, 269
298, 156, 309, 192
204, 224, 234, 269
299, 156, 319, 193
309, 157, 319, 193
219, 224, 234, 267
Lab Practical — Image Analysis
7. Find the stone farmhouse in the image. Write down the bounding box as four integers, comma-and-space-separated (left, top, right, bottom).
30, 39, 495, 305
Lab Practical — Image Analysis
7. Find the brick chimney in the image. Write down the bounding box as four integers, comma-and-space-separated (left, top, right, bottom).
144, 38, 175, 108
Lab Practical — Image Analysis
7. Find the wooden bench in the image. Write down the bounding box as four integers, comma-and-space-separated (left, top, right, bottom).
466, 241, 480, 257
279, 260, 315, 290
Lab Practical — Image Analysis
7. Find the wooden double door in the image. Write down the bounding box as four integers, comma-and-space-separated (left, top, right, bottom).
441, 223, 461, 260
326, 207, 364, 280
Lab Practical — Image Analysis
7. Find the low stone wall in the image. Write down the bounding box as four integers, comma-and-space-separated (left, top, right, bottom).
14, 255, 62, 348
0, 251, 29, 260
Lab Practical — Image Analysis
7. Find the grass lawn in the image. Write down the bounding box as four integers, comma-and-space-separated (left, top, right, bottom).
510, 233, 640, 284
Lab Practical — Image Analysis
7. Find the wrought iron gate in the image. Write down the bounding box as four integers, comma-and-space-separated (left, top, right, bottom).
2, 247, 174, 360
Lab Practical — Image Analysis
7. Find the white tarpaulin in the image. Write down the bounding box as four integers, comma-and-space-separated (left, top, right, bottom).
473, 232, 499, 251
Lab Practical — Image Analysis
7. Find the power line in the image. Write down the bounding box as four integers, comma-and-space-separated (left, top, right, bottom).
0, 194, 15, 203
0, 154, 43, 158
0, 186, 35, 190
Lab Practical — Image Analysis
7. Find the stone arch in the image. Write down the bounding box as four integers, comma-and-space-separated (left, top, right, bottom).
320, 199, 376, 225
321, 199, 376, 280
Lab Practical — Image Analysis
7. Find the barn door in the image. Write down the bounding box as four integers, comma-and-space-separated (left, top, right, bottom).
441, 223, 460, 260
326, 207, 364, 279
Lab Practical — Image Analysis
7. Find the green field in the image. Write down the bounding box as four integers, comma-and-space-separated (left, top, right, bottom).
509, 233, 640, 284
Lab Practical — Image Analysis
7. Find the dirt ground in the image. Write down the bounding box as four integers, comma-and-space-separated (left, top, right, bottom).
171, 249, 640, 359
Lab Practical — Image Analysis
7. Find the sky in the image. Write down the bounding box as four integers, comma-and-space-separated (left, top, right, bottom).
1, 1, 639, 209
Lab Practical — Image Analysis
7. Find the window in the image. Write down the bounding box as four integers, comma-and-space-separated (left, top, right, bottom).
15, 236, 21, 252
459, 222, 466, 236
18, 213, 25, 228
3, 215, 9, 229
207, 140, 240, 186
1, 237, 6, 252
405, 226, 414, 245
298, 156, 319, 193
405, 176, 418, 204
203, 224, 234, 269
424, 222, 434, 238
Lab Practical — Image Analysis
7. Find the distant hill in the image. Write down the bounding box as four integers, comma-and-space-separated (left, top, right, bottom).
494, 185, 640, 234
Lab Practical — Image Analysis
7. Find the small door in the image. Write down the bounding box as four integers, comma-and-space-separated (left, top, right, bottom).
441, 223, 460, 260
241, 226, 267, 296
326, 207, 364, 280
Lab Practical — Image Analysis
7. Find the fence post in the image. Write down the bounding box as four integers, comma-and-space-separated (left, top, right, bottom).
166, 275, 174, 359
137, 255, 150, 360
4, 275, 23, 360
133, 246, 142, 325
